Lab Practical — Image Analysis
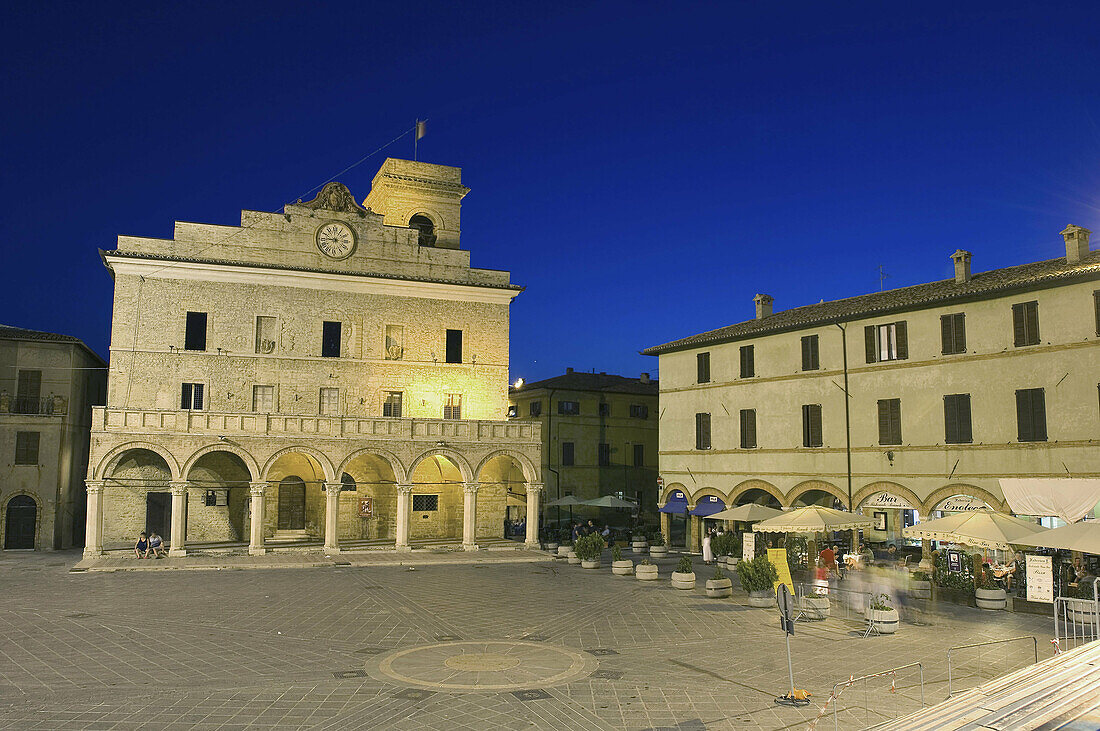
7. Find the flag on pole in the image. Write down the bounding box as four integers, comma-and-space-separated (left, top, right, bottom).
415, 119, 427, 140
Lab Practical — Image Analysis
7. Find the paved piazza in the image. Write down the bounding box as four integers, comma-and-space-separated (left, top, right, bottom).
0, 550, 1056, 730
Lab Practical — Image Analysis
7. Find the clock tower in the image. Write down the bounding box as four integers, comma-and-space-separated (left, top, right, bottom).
363, 158, 469, 250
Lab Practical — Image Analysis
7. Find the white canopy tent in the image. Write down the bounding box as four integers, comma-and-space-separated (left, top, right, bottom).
999, 478, 1100, 524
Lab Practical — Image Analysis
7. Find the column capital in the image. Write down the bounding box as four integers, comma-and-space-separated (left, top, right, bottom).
525, 482, 544, 494
463, 481, 480, 494
397, 483, 414, 495
249, 481, 268, 496
85, 480, 105, 494
170, 481, 189, 496
324, 482, 343, 496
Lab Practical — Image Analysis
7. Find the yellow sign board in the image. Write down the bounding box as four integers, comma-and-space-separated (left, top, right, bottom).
767, 548, 795, 597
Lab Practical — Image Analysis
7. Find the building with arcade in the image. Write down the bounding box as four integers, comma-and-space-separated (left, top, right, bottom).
83, 158, 542, 557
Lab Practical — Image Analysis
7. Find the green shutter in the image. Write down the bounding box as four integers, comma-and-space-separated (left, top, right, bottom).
959, 395, 972, 443
895, 321, 908, 360
865, 326, 876, 363
1013, 303, 1026, 346
1032, 389, 1046, 441
941, 315, 952, 355
1026, 303, 1040, 345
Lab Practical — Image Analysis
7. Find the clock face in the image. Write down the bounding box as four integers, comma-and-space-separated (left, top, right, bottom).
316, 222, 355, 259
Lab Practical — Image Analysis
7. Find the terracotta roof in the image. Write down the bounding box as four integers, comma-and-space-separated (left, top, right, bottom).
512, 371, 658, 396
0, 325, 105, 363
642, 251, 1100, 356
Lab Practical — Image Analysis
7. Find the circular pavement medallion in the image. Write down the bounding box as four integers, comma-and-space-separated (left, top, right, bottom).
366, 640, 597, 692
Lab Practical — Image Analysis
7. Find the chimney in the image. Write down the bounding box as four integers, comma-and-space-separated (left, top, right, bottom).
639, 372, 650, 384
753, 293, 773, 319
951, 249, 972, 283
1062, 225, 1092, 264
566, 367, 574, 374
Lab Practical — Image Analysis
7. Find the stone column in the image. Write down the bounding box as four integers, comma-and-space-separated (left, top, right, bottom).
524, 482, 543, 548
920, 539, 934, 569
689, 513, 702, 553
248, 482, 267, 556
395, 484, 413, 552
323, 482, 342, 553
660, 511, 670, 544
462, 482, 479, 551
83, 480, 105, 558
169, 481, 188, 557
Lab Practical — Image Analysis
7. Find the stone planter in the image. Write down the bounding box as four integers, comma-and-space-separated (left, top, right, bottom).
649, 545, 669, 558
869, 607, 899, 634
975, 587, 1007, 610
671, 571, 696, 590
705, 577, 733, 598
748, 589, 773, 608
635, 563, 659, 581
631, 540, 648, 554
566, 551, 580, 565
909, 580, 932, 601
798, 595, 830, 620
611, 560, 634, 576
581, 559, 600, 569
557, 545, 572, 557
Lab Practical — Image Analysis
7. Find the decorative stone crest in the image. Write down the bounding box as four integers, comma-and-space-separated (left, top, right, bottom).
299, 182, 366, 216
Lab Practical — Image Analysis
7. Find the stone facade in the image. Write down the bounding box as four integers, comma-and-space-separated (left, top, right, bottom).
0, 327, 106, 550
85, 159, 542, 557
644, 226, 1100, 549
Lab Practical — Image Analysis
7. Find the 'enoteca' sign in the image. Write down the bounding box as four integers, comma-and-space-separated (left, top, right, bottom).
938, 495, 988, 512
862, 492, 913, 510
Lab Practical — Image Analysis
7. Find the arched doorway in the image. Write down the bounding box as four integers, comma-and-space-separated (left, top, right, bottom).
409, 453, 468, 540
4, 495, 37, 549
103, 447, 173, 548
264, 450, 332, 540
338, 452, 401, 543
477, 453, 531, 541
185, 450, 254, 543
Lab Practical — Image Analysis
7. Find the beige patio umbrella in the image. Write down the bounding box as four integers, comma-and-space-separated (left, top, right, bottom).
901, 508, 1046, 551
752, 505, 873, 533
1014, 521, 1100, 554
708, 504, 784, 523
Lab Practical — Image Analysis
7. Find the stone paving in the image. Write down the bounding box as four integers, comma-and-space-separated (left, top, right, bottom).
0, 548, 1057, 730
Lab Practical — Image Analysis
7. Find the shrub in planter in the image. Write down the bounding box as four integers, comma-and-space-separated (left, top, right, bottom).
706, 563, 733, 598
974, 569, 1007, 610
635, 558, 659, 581
611, 545, 634, 575
909, 570, 932, 600
798, 593, 831, 619
738, 555, 778, 607
575, 533, 605, 569
868, 593, 899, 634
672, 555, 696, 590
932, 550, 976, 598
649, 532, 669, 557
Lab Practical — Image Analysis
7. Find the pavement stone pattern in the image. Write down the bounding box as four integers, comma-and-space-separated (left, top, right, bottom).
0, 549, 1055, 730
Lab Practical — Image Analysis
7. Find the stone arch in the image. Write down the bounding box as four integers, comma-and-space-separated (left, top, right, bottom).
262, 446, 336, 484
2, 490, 42, 550
688, 486, 728, 507
474, 450, 538, 484
853, 481, 924, 513
337, 448, 407, 485
404, 207, 446, 231
728, 479, 784, 507
95, 442, 180, 481
660, 482, 689, 505
786, 479, 847, 508
407, 448, 474, 485
182, 443, 259, 482
922, 483, 1007, 516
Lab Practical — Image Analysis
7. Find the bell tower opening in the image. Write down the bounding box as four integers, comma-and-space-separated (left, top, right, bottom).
409, 214, 437, 247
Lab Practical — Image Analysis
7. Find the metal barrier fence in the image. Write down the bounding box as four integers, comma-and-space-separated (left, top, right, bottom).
795, 582, 872, 623
1054, 583, 1100, 652
808, 662, 925, 730
946, 636, 1038, 695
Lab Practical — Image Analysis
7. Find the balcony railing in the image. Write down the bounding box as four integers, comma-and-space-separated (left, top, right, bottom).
2, 396, 66, 416
92, 406, 540, 444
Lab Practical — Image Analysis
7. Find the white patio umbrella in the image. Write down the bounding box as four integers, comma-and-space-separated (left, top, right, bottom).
707, 504, 784, 523
901, 508, 1046, 551
544, 495, 585, 507
582, 495, 638, 509
752, 505, 872, 534
1014, 521, 1100, 555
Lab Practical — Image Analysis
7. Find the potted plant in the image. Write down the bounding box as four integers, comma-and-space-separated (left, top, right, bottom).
868, 593, 899, 634
649, 532, 669, 558
635, 558, 659, 581
706, 563, 733, 598
672, 555, 696, 590
909, 570, 932, 600
611, 545, 634, 576
713, 533, 740, 568
974, 568, 1007, 610
798, 590, 830, 619
737, 555, 779, 607
631, 532, 648, 554
574, 533, 604, 569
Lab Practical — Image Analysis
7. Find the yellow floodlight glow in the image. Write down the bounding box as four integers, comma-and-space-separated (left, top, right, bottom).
513, 378, 524, 389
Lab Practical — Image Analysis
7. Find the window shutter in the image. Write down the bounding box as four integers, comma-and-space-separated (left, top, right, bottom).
1031, 389, 1046, 441
895, 321, 908, 360
954, 314, 966, 353
740, 409, 756, 448
802, 405, 811, 446
811, 405, 822, 447
958, 395, 972, 443
1094, 291, 1100, 336
1026, 303, 1039, 345
878, 400, 890, 444
943, 396, 957, 443
1016, 389, 1031, 441
801, 337, 811, 371
747, 346, 754, 377
940, 315, 952, 355
697, 352, 710, 383
864, 326, 877, 363
891, 400, 902, 443
1012, 303, 1026, 346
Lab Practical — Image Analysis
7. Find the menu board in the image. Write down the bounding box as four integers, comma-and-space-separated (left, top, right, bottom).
767, 548, 795, 596
1026, 554, 1053, 604
743, 532, 755, 562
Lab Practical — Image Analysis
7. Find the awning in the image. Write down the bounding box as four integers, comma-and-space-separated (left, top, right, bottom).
999, 478, 1100, 524
690, 495, 726, 517
659, 490, 689, 514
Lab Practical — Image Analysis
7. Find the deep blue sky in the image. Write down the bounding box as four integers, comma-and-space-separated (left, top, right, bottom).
2, 1, 1098, 382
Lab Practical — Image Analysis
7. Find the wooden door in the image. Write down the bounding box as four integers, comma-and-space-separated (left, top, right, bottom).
277, 480, 305, 530
4, 496, 37, 549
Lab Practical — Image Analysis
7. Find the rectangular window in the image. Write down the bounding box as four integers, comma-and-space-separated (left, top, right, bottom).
321, 321, 342, 357
255, 316, 277, 354
412, 494, 439, 512
14, 369, 42, 414
180, 383, 205, 410
558, 400, 580, 415
319, 387, 339, 415
252, 385, 275, 413
944, 394, 972, 444
877, 398, 902, 445
385, 324, 404, 360
801, 335, 819, 371
184, 311, 208, 351
740, 409, 757, 449
1016, 388, 1047, 442
629, 403, 648, 419
443, 393, 462, 420
383, 391, 403, 418
561, 441, 575, 466
633, 443, 644, 467
802, 404, 822, 447
529, 400, 542, 417
598, 443, 610, 466
1012, 301, 1040, 347
445, 329, 463, 363
14, 432, 39, 465
864, 322, 908, 362
695, 412, 711, 450
697, 352, 711, 383
598, 402, 610, 417
940, 313, 966, 355
739, 345, 755, 378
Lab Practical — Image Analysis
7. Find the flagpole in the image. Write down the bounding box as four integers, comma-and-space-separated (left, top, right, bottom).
414, 119, 418, 161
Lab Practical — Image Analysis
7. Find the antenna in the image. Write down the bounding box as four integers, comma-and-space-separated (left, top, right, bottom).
877, 265, 890, 291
